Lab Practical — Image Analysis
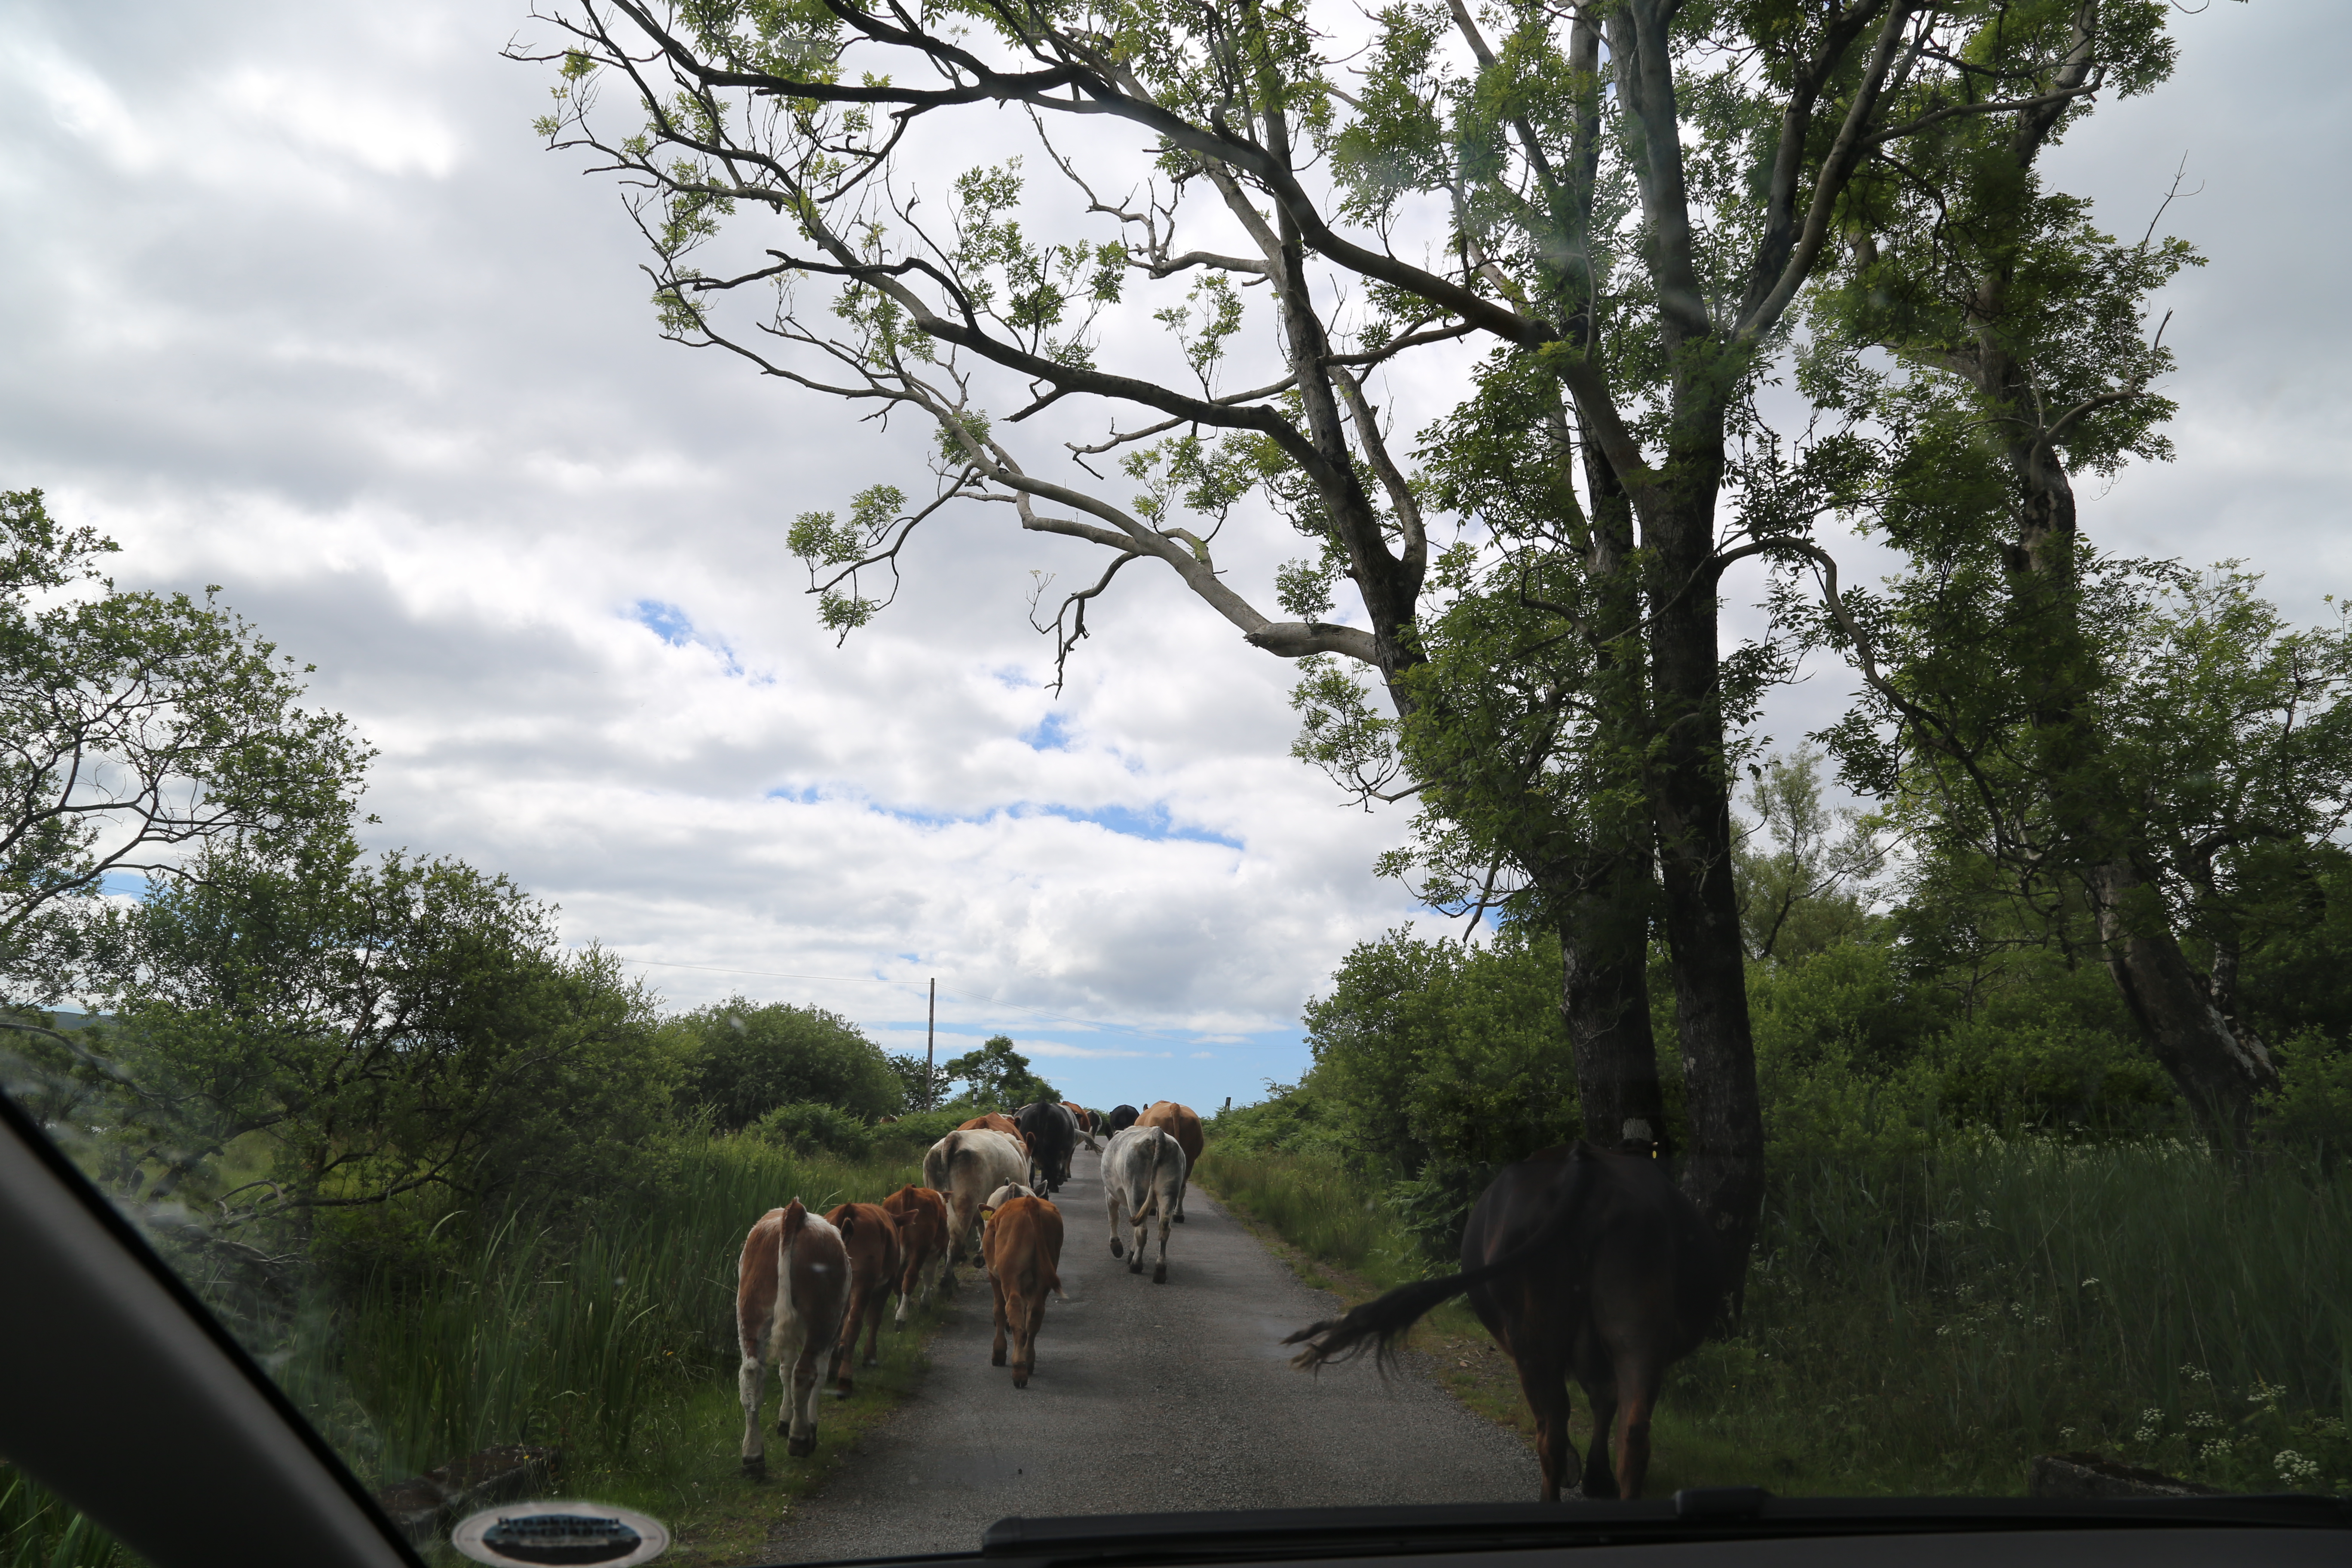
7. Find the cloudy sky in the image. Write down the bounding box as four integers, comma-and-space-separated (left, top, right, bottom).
3, 1, 2346, 1112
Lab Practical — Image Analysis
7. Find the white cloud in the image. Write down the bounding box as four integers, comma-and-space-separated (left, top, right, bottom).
2, 0, 2343, 1112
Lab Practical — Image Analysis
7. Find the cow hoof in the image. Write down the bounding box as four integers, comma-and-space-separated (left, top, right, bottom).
1152, 1265, 1167, 1284
1173, 1212, 1185, 1223
742, 1456, 767, 1481
992, 1349, 1008, 1366
1012, 1372, 1030, 1389
1128, 1258, 1142, 1274
1109, 1237, 1124, 1259
834, 1385, 852, 1400
787, 1434, 817, 1458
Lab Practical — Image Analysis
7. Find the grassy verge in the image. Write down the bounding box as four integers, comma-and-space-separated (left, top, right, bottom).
1195, 1141, 2352, 1497
2, 1131, 956, 1568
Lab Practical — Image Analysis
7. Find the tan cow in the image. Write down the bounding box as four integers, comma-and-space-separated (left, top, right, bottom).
823, 1201, 900, 1396
883, 1184, 951, 1323
735, 1200, 849, 1475
1136, 1101, 1205, 1222
982, 1191, 1065, 1388
922, 1128, 1030, 1269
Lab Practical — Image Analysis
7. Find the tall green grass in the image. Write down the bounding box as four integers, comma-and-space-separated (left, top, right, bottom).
3, 1131, 928, 1567
1195, 1146, 1428, 1291
1, 1470, 133, 1568
1199, 1138, 2352, 1495
305, 1132, 923, 1488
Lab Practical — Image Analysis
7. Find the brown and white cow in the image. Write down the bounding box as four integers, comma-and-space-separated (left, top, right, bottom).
883, 1183, 951, 1323
922, 1128, 1030, 1270
735, 1200, 850, 1476
1136, 1101, 1205, 1222
823, 1201, 901, 1396
1102, 1124, 1186, 1283
982, 1190, 1064, 1388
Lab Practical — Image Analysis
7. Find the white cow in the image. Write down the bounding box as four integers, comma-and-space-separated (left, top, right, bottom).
1101, 1125, 1187, 1284
922, 1128, 1031, 1270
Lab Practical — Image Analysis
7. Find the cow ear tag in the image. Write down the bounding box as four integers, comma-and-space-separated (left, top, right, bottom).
451, 1501, 669, 1566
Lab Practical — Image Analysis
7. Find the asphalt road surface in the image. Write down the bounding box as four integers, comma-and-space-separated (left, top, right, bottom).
772, 1145, 1537, 1559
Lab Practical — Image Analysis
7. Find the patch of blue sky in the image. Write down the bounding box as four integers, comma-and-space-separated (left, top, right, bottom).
633, 598, 693, 646
1033, 802, 1242, 849
765, 793, 1240, 848
1021, 712, 1075, 751
992, 665, 1036, 688
629, 599, 744, 677
99, 871, 151, 899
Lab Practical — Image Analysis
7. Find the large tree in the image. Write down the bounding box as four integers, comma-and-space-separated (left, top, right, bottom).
1801, 0, 2301, 1145
0, 488, 370, 1007
521, 0, 2151, 1268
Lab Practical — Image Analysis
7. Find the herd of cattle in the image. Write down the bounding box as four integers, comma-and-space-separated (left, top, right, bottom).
737, 1102, 1723, 1503
733, 1099, 1204, 1479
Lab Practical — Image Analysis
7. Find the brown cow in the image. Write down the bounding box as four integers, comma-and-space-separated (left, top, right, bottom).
735, 1200, 850, 1476
1136, 1101, 1204, 1221
1285, 1142, 1722, 1501
883, 1183, 950, 1323
982, 1191, 1064, 1388
823, 1201, 901, 1396
957, 1112, 1022, 1139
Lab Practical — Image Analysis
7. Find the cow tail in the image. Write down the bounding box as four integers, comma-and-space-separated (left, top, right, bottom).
1283, 1152, 1597, 1375
769, 1211, 802, 1360
1133, 1132, 1161, 1218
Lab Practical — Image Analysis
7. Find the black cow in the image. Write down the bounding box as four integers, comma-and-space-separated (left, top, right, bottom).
1284, 1141, 1722, 1501
1105, 1103, 1140, 1133
1014, 1100, 1078, 1192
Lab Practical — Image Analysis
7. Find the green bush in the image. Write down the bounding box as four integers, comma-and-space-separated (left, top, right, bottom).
751, 1100, 874, 1159
671, 998, 902, 1129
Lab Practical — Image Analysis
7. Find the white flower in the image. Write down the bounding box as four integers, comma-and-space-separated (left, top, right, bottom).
2200, 1439, 2233, 1461
2275, 1450, 2321, 1486
2081, 1277, 2100, 1288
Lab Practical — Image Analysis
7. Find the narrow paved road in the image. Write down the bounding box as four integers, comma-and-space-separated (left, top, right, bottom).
773, 1146, 1537, 1559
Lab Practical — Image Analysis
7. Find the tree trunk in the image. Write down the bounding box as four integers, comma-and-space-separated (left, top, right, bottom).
1552, 407, 1672, 1159
1558, 858, 1669, 1156
1645, 474, 1764, 1299
2086, 856, 2279, 1146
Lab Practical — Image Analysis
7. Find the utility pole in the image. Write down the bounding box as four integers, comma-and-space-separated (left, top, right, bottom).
925, 977, 936, 1111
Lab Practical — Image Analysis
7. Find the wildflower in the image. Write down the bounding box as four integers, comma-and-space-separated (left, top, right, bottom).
2081, 1277, 2100, 1288
1935, 1325, 1951, 1337
1975, 1208, 1994, 1228
2058, 1427, 2077, 1441
2275, 1450, 2321, 1487
2181, 1365, 2212, 1384
2200, 1439, 2232, 1462
2187, 1412, 2219, 1430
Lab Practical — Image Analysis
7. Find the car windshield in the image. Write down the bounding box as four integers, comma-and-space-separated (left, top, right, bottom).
4, 1, 2350, 1563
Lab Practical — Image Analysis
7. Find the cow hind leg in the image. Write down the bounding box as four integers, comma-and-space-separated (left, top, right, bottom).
1128, 1204, 1146, 1274
1107, 1193, 1125, 1258
1173, 1173, 1187, 1222
990, 1273, 1011, 1367
1508, 1345, 1577, 1502
1579, 1379, 1620, 1500
830, 1293, 858, 1397
738, 1356, 769, 1479
1152, 1202, 1171, 1284
861, 1288, 888, 1366
788, 1339, 826, 1457
1610, 1359, 1663, 1501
